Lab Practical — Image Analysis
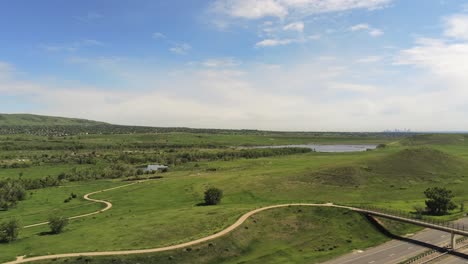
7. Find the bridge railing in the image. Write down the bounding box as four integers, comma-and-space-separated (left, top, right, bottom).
357, 205, 466, 232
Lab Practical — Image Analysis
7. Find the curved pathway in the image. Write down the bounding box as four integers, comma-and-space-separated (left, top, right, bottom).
23, 181, 143, 229
7, 203, 351, 264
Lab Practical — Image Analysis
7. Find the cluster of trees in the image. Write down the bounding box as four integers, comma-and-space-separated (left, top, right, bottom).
0, 216, 68, 244
57, 163, 142, 182
0, 219, 21, 243
0, 161, 32, 169
0, 176, 62, 210
0, 124, 264, 137
0, 180, 26, 210
424, 187, 457, 215
111, 147, 312, 166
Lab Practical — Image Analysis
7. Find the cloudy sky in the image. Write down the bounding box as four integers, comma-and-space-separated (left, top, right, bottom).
1, 0, 468, 131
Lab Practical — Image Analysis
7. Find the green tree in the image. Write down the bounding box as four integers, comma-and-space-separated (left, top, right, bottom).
424, 187, 457, 215
0, 219, 21, 243
204, 188, 223, 205
0, 180, 26, 210
48, 215, 69, 234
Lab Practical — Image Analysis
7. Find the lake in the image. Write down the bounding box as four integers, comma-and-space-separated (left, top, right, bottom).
253, 144, 378, 153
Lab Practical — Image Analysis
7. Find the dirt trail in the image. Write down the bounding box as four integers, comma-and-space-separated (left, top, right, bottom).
8, 181, 358, 264
6, 203, 346, 264
23, 181, 142, 229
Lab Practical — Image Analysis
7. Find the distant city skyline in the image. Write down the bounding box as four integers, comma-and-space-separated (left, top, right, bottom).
1, 0, 468, 132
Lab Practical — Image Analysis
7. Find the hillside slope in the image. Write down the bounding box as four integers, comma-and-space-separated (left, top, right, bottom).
303, 148, 468, 187
0, 114, 108, 126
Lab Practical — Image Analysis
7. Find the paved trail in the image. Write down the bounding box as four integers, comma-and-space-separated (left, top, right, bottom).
24, 181, 142, 228
5, 184, 463, 264
7, 203, 346, 264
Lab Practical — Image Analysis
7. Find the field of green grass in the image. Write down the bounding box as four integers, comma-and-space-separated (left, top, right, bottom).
1, 132, 468, 263
34, 207, 389, 264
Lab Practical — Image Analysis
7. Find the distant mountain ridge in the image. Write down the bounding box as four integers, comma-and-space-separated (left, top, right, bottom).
0, 114, 108, 126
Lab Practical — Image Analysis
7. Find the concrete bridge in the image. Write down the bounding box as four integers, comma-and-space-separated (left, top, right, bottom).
351, 205, 468, 250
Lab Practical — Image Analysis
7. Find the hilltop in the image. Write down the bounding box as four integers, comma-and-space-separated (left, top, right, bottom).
399, 134, 467, 146
0, 114, 108, 127
305, 148, 468, 187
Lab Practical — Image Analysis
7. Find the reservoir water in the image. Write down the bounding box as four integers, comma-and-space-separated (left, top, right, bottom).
253, 144, 377, 153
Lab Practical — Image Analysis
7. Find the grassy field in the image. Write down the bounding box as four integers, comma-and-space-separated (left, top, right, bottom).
34, 207, 389, 264
1, 132, 468, 263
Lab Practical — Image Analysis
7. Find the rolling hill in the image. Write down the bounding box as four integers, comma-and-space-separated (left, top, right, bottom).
0, 113, 108, 126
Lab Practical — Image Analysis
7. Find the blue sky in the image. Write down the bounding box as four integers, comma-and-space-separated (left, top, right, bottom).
1, 0, 468, 131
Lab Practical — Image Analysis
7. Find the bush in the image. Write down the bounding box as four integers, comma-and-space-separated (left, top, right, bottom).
48, 215, 69, 234
0, 219, 21, 243
204, 188, 223, 205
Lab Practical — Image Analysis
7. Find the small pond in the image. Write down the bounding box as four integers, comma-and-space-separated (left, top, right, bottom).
252, 144, 378, 153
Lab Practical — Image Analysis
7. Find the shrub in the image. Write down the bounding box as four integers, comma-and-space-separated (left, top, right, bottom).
0, 219, 21, 243
204, 188, 223, 205
48, 215, 69, 234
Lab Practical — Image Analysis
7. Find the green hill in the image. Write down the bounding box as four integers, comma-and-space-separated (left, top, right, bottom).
304, 148, 468, 187
399, 134, 466, 146
0, 114, 108, 126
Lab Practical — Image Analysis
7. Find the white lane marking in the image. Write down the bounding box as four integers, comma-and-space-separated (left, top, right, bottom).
369, 261, 375, 264
389, 253, 395, 257
337, 243, 412, 264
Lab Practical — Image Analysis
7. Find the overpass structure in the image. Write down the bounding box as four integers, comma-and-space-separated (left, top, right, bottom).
350, 205, 468, 250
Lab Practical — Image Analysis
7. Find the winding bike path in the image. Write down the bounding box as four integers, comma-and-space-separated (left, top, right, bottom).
7, 182, 451, 264
8, 201, 346, 264
23, 181, 142, 229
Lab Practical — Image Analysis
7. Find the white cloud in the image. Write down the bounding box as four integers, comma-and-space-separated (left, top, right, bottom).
212, 0, 288, 19
42, 39, 103, 52
212, 0, 392, 20
369, 28, 384, 36
328, 82, 378, 93
3, 54, 468, 131
350, 23, 383, 37
67, 56, 124, 68
283, 21, 304, 32
0, 62, 15, 81
356, 56, 383, 63
255, 38, 297, 47
169, 43, 192, 54
201, 58, 241, 68
397, 39, 468, 82
152, 32, 166, 39
308, 34, 321, 40
350, 23, 370, 31
444, 14, 468, 40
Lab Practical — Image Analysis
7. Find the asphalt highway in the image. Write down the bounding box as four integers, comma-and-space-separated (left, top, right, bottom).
323, 217, 468, 264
